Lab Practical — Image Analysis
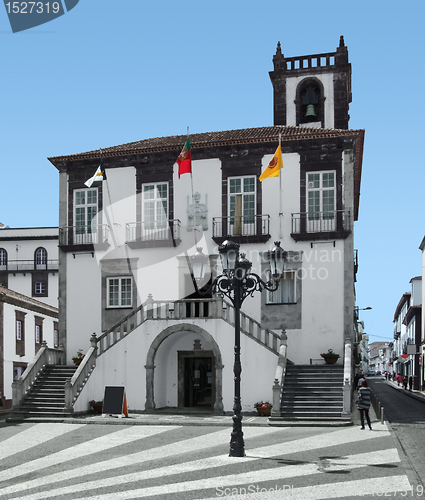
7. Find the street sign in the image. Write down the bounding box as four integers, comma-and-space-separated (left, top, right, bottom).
406, 345, 417, 355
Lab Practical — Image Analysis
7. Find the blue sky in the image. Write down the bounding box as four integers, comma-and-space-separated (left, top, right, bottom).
1, 0, 424, 343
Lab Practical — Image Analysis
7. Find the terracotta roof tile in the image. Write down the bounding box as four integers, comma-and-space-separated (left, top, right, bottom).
48, 125, 365, 164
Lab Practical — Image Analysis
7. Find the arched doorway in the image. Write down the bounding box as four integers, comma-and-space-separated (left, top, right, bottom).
145, 324, 224, 413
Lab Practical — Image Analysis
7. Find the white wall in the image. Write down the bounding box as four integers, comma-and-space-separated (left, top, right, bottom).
73, 318, 279, 413
411, 278, 422, 306
3, 301, 57, 400
66, 253, 102, 361
287, 241, 345, 363
285, 73, 335, 128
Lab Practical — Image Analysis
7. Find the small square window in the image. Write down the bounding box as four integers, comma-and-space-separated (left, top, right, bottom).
107, 277, 133, 308
35, 282, 46, 295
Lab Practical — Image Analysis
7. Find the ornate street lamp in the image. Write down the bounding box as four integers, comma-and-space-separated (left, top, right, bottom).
191, 240, 286, 457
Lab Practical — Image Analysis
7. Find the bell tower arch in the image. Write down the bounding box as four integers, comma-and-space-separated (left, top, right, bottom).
269, 36, 352, 130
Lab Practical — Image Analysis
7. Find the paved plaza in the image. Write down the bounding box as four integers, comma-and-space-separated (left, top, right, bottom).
0, 414, 420, 500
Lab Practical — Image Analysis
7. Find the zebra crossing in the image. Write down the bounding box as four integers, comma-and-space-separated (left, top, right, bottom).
0, 421, 416, 499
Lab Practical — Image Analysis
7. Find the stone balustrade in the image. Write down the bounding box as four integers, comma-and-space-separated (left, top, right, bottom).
11, 341, 65, 408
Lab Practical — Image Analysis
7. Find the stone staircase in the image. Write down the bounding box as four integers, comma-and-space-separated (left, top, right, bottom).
9, 365, 77, 419
280, 365, 348, 421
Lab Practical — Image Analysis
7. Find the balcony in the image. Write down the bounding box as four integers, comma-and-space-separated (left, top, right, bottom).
126, 220, 181, 249
59, 225, 110, 251
0, 260, 58, 272
290, 210, 351, 241
212, 215, 270, 244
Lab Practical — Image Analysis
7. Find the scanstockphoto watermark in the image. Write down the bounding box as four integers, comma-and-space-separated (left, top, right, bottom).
3, 0, 80, 33
216, 484, 294, 496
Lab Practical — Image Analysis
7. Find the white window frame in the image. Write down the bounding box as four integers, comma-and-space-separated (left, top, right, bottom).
306, 170, 336, 232
74, 188, 98, 243
16, 320, 22, 341
35, 325, 41, 344
266, 271, 296, 304
35, 282, 46, 295
107, 276, 133, 308
228, 176, 256, 236
142, 182, 169, 232
0, 248, 7, 267
35, 247, 47, 270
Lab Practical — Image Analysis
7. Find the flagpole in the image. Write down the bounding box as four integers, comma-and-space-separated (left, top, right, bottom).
186, 126, 199, 249
99, 149, 118, 251
278, 135, 284, 239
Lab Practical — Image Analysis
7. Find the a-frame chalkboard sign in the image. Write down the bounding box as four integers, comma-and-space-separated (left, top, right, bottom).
102, 386, 128, 418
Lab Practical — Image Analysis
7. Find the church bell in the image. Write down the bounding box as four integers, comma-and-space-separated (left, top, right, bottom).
305, 104, 316, 118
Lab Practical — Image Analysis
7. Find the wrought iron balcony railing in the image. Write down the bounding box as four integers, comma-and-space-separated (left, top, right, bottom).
212, 215, 270, 239
291, 210, 351, 236
59, 225, 109, 247
126, 220, 181, 247
0, 260, 58, 272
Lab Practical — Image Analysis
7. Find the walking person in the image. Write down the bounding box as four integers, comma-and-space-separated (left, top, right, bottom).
357, 372, 365, 390
356, 379, 372, 430
396, 373, 402, 386
403, 376, 408, 390
408, 375, 413, 391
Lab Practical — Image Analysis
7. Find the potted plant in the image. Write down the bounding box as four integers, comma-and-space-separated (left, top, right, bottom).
254, 401, 272, 416
72, 350, 85, 366
320, 349, 340, 365
89, 400, 103, 414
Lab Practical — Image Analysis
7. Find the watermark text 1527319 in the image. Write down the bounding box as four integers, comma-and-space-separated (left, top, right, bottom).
3, 0, 80, 33
5, 2, 61, 14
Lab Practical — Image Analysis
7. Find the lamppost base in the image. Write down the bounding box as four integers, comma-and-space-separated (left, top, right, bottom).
229, 447, 246, 457
229, 427, 245, 457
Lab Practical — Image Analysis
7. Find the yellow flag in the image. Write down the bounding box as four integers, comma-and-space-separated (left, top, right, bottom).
259, 144, 283, 181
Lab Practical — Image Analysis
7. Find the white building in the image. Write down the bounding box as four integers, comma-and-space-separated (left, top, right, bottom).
356, 321, 369, 375
368, 342, 391, 375
12, 38, 365, 418
0, 227, 59, 308
420, 237, 425, 389
0, 286, 58, 409
392, 276, 422, 388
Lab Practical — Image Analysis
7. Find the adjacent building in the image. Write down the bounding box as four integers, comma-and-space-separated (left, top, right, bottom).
0, 227, 59, 308
0, 227, 59, 410
368, 341, 391, 375
0, 286, 58, 409
392, 277, 422, 389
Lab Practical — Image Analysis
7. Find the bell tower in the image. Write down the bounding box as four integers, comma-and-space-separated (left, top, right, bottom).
269, 36, 352, 130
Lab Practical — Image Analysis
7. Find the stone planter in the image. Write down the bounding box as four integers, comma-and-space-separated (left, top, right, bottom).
323, 355, 339, 365
255, 406, 272, 416
90, 403, 103, 414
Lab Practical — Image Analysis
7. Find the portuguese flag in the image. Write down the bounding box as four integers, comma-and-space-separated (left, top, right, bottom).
177, 135, 192, 178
